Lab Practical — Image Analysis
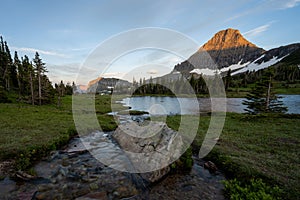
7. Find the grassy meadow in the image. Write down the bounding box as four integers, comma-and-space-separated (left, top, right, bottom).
0, 95, 299, 199
167, 113, 300, 199
0, 95, 120, 170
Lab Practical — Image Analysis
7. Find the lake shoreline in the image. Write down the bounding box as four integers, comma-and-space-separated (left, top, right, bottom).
121, 95, 300, 114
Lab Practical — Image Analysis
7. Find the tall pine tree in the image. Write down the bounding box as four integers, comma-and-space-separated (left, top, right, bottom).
243, 69, 287, 114
33, 52, 47, 105
14, 51, 22, 99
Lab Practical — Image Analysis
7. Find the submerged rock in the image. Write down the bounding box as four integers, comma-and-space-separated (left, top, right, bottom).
204, 161, 218, 174
75, 191, 108, 200
15, 170, 36, 181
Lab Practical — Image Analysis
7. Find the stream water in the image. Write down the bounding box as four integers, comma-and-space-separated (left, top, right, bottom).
0, 112, 225, 200
3, 95, 299, 199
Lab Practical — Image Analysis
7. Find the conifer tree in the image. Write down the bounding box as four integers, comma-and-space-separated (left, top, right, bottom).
65, 82, 73, 95
8, 48, 18, 90
22, 56, 35, 104
14, 51, 22, 99
224, 69, 232, 91
72, 81, 76, 93
33, 52, 47, 105
243, 69, 287, 114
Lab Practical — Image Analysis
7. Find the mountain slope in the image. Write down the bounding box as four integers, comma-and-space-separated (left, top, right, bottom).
172, 28, 300, 77
87, 77, 131, 93
174, 28, 265, 76
232, 43, 300, 75
279, 47, 300, 65
86, 29, 300, 89
201, 28, 265, 67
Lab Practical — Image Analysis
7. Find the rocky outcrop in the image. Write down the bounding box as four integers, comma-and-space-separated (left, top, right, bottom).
202, 28, 258, 51
87, 77, 132, 93
173, 60, 195, 76
113, 122, 185, 183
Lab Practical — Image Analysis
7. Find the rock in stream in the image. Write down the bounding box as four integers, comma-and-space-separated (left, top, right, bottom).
0, 122, 225, 200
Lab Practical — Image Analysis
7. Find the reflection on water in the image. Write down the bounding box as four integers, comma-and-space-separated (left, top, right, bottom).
281, 95, 300, 114
121, 95, 300, 114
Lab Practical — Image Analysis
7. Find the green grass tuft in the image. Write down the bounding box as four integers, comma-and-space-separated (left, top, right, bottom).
167, 113, 300, 199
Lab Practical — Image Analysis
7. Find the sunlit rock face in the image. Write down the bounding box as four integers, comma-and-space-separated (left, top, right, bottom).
174, 28, 300, 77
174, 28, 265, 76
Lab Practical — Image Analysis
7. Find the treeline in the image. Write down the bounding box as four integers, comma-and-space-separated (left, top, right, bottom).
130, 75, 224, 95
131, 77, 185, 95
0, 36, 75, 104
128, 61, 299, 96
227, 65, 300, 90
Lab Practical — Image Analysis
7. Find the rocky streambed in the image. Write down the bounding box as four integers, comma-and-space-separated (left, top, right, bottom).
0, 116, 225, 200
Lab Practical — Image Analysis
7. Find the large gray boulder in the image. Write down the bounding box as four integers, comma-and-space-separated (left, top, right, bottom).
113, 121, 185, 183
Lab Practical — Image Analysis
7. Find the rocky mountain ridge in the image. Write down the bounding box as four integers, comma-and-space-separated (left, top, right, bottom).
174, 28, 300, 76
87, 77, 131, 93
87, 28, 300, 91
202, 28, 258, 51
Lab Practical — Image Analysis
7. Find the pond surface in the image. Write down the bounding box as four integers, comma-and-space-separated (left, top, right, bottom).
121, 95, 300, 114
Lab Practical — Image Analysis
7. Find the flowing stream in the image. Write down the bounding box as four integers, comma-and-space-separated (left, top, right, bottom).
2, 95, 299, 199
0, 109, 225, 200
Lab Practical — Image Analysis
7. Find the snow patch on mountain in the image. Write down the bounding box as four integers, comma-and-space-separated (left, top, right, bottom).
190, 68, 218, 76
232, 56, 284, 75
220, 60, 250, 73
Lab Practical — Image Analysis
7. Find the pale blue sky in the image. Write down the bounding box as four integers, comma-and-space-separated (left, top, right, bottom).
1, 0, 300, 84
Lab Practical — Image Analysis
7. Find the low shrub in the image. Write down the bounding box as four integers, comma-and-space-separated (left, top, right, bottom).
223, 178, 282, 200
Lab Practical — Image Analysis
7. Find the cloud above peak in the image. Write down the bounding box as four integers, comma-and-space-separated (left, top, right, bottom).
243, 23, 273, 38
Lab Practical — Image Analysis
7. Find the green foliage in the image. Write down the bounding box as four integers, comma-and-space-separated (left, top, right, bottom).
117, 110, 149, 115
243, 69, 287, 114
224, 69, 232, 91
223, 178, 282, 200
171, 147, 193, 172
0, 95, 123, 171
15, 153, 31, 170
97, 114, 118, 132
180, 147, 193, 170
0, 85, 10, 103
15, 128, 77, 170
166, 113, 300, 199
279, 48, 300, 65
0, 36, 56, 105
130, 74, 209, 96
229, 51, 300, 96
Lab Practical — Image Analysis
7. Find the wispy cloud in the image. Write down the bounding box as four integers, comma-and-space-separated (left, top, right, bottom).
268, 0, 300, 9
12, 47, 68, 58
225, 10, 252, 22
243, 23, 272, 37
147, 69, 158, 75
47, 63, 82, 84
226, 0, 300, 22
101, 72, 126, 78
